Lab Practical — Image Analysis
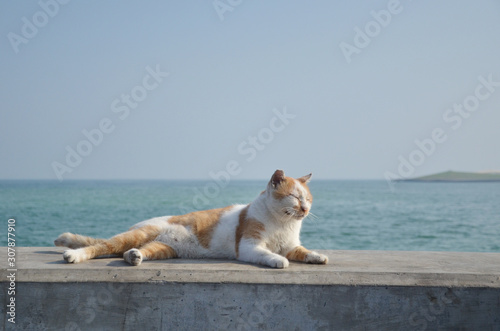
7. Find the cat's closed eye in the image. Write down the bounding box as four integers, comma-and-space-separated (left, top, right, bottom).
290, 194, 312, 203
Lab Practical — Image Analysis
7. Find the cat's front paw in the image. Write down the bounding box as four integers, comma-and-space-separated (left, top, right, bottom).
63, 249, 86, 263
305, 251, 328, 264
123, 248, 143, 266
266, 256, 289, 269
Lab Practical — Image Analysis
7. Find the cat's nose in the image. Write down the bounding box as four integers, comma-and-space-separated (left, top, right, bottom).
301, 206, 308, 213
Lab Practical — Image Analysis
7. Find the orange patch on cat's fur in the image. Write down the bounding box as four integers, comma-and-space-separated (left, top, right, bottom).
235, 206, 249, 256
81, 225, 161, 259
139, 241, 177, 260
235, 206, 266, 257
168, 207, 232, 248
272, 177, 296, 200
286, 246, 310, 261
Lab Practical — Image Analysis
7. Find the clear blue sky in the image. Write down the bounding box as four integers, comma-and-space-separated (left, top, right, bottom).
1, 0, 499, 180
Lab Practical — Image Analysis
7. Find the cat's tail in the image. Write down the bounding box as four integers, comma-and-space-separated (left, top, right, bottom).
54, 232, 106, 249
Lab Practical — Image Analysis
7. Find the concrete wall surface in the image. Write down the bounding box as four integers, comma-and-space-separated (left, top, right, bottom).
1, 247, 499, 330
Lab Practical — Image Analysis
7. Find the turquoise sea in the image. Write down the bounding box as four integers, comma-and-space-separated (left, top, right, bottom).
1, 180, 499, 252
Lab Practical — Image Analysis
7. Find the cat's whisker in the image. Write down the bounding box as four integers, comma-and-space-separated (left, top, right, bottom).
281, 208, 295, 221
307, 212, 319, 221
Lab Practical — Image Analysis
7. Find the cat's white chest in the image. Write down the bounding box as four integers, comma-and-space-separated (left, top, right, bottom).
264, 223, 301, 255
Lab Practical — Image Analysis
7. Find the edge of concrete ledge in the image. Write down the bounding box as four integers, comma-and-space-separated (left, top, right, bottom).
1, 247, 499, 288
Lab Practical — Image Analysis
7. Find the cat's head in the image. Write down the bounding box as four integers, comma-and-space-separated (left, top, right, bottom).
265, 169, 313, 221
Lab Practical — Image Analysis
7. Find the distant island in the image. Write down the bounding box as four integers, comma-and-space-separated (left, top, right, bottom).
400, 170, 500, 182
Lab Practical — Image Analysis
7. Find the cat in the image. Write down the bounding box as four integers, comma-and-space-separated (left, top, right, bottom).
54, 169, 328, 268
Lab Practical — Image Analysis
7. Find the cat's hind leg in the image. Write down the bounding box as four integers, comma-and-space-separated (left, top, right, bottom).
123, 241, 177, 266
62, 225, 160, 263
54, 232, 106, 249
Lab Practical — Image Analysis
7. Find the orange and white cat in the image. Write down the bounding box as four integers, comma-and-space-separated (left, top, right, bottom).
54, 170, 328, 268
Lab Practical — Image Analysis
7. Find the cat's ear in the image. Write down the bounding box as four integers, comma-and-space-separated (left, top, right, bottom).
298, 173, 312, 184
270, 169, 285, 188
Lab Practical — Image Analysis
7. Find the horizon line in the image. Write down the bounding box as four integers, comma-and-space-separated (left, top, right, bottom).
0, 177, 384, 182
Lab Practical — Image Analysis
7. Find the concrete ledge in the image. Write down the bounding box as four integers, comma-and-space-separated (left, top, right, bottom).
2, 248, 500, 330
2, 247, 499, 287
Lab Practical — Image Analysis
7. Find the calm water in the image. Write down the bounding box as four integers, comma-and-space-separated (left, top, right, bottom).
1, 180, 499, 252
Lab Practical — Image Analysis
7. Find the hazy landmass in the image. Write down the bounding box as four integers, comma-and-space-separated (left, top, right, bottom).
401, 170, 500, 182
